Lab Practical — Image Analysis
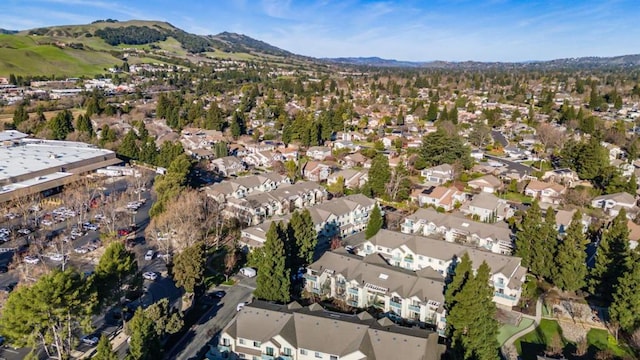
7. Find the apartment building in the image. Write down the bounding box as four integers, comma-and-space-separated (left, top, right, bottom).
358, 230, 527, 307
214, 301, 446, 360
304, 251, 448, 336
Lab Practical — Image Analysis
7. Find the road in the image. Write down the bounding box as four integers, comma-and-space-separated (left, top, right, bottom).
491, 130, 509, 147
165, 275, 257, 360
484, 154, 534, 177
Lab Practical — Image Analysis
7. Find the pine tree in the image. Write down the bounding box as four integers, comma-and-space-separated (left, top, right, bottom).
126, 308, 162, 360
173, 242, 206, 293
426, 101, 438, 122
515, 202, 543, 269
48, 109, 74, 140
447, 261, 499, 360
589, 210, 632, 301
553, 211, 587, 292
118, 130, 140, 159
75, 114, 94, 137
291, 209, 317, 268
254, 222, 291, 303
94, 335, 117, 360
365, 204, 383, 239
367, 154, 390, 197
444, 252, 472, 310
12, 102, 29, 127
609, 259, 640, 332
530, 207, 558, 280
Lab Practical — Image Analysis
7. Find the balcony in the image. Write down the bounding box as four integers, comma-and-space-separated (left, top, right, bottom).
262, 355, 275, 360
404, 256, 414, 263
494, 281, 505, 289
494, 291, 517, 301
348, 300, 359, 307
218, 345, 231, 353
278, 356, 293, 360
390, 300, 402, 309
348, 288, 359, 295
408, 304, 421, 313
303, 274, 317, 282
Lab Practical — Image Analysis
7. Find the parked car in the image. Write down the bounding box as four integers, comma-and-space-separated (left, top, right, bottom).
142, 272, 157, 281
81, 335, 99, 346
236, 302, 247, 312
41, 219, 54, 227
74, 247, 89, 254
144, 250, 154, 261
49, 253, 65, 262
117, 228, 133, 237
240, 267, 257, 278
24, 256, 39, 264
17, 228, 31, 236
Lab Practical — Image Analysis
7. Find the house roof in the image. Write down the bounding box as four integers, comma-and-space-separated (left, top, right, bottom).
468, 192, 501, 210
468, 174, 502, 188
593, 192, 636, 205
427, 164, 453, 173
555, 209, 576, 227
406, 207, 512, 241
526, 179, 565, 193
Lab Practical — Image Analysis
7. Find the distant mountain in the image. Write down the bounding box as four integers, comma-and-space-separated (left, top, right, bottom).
209, 32, 294, 57
325, 54, 640, 70
0, 29, 18, 35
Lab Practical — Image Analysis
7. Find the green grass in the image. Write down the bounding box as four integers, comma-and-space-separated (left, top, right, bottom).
497, 318, 534, 346
502, 191, 533, 204
587, 328, 634, 358
515, 319, 565, 357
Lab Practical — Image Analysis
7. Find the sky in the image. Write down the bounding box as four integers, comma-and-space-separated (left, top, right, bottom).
1, 0, 639, 62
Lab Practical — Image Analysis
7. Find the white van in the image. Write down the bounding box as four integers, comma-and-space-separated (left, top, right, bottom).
240, 267, 256, 278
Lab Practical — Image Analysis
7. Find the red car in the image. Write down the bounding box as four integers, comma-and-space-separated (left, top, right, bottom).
117, 228, 133, 237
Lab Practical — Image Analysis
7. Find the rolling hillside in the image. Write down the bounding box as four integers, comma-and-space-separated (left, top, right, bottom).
0, 20, 300, 77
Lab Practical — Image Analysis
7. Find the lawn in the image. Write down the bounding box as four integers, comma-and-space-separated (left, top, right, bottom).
497, 318, 534, 346
503, 191, 533, 204
587, 328, 634, 358
515, 319, 565, 359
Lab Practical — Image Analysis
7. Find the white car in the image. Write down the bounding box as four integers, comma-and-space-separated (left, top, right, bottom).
24, 256, 40, 264
144, 250, 154, 261
81, 335, 99, 346
142, 272, 157, 281
41, 219, 54, 227
49, 253, 65, 262
17, 229, 31, 235
236, 302, 247, 312
83, 223, 99, 231
74, 247, 89, 254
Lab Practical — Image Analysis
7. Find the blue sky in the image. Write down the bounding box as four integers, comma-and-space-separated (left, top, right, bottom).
1, 0, 639, 62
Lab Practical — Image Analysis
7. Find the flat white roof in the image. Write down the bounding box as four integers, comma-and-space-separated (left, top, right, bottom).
0, 172, 72, 194
0, 130, 28, 142
0, 137, 115, 182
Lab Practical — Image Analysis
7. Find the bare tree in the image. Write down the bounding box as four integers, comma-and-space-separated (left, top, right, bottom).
536, 123, 563, 154
224, 247, 237, 282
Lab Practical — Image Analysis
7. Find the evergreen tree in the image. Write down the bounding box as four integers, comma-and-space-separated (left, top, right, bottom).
447, 261, 499, 360
444, 252, 472, 310
95, 241, 137, 311
173, 242, 206, 293
254, 222, 291, 303
12, 102, 29, 127
553, 211, 587, 292
214, 141, 228, 158
426, 101, 438, 122
589, 210, 632, 301
530, 207, 558, 280
609, 259, 640, 332
365, 204, 383, 239
94, 334, 117, 360
367, 154, 390, 197
118, 130, 140, 159
49, 109, 74, 140
290, 209, 317, 268
75, 114, 94, 137
126, 308, 161, 360
449, 106, 459, 124
515, 202, 543, 269
138, 138, 158, 165
420, 128, 473, 169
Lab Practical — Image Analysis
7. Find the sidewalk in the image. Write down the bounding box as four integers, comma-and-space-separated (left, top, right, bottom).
501, 298, 542, 360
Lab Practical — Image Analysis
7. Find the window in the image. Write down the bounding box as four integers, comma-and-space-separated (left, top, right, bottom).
301, 349, 308, 355
283, 348, 292, 356
266, 347, 274, 356
253, 341, 261, 347
222, 338, 230, 346
330, 356, 338, 360
239, 339, 245, 345
316, 352, 323, 358
418, 255, 423, 260
238, 354, 246, 359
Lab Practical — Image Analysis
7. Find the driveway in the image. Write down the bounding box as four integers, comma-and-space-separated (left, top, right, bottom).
491, 130, 509, 147
165, 275, 257, 360
484, 154, 534, 178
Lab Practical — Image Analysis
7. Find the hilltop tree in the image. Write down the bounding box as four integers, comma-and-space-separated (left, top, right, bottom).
447, 261, 500, 360
553, 211, 587, 292
609, 259, 640, 332
589, 210, 632, 301
368, 154, 391, 198
254, 222, 291, 303
365, 204, 384, 239
172, 241, 206, 293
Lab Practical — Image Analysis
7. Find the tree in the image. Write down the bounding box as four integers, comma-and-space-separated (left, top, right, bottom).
387, 162, 411, 201
447, 261, 499, 360
365, 204, 383, 239
214, 141, 228, 158
426, 101, 438, 122
368, 154, 390, 197
553, 211, 587, 292
529, 207, 558, 280
253, 222, 291, 303
12, 102, 29, 127
0, 269, 96, 359
95, 241, 137, 310
126, 308, 161, 360
515, 202, 543, 269
119, 130, 140, 159
144, 298, 183, 337
149, 154, 192, 217
289, 209, 317, 268
444, 253, 472, 310
48, 109, 74, 140
468, 121, 491, 148
75, 114, 94, 137
94, 334, 118, 360
589, 210, 632, 301
609, 259, 640, 332
284, 160, 298, 181
172, 242, 206, 293
420, 128, 473, 169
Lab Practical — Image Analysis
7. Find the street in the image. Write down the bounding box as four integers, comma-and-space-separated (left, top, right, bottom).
165, 275, 256, 360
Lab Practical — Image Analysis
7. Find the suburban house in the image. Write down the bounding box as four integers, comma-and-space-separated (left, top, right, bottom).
327, 169, 368, 190
332, 139, 360, 152
420, 164, 454, 184
210, 156, 245, 177
591, 192, 637, 218
357, 230, 527, 308
461, 192, 513, 222
415, 186, 467, 211
601, 141, 624, 162
554, 209, 590, 235
304, 251, 448, 336
626, 220, 640, 250
302, 161, 332, 182
215, 300, 446, 360
468, 174, 503, 193
401, 208, 514, 254
342, 152, 368, 168
524, 180, 566, 205
542, 168, 579, 187
242, 150, 277, 168
306, 146, 332, 161
239, 194, 377, 249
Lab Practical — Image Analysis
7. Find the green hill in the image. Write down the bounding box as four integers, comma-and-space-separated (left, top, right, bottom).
0, 19, 301, 78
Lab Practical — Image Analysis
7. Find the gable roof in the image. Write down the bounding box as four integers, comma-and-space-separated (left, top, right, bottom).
469, 192, 500, 210
468, 174, 502, 188
406, 207, 512, 241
